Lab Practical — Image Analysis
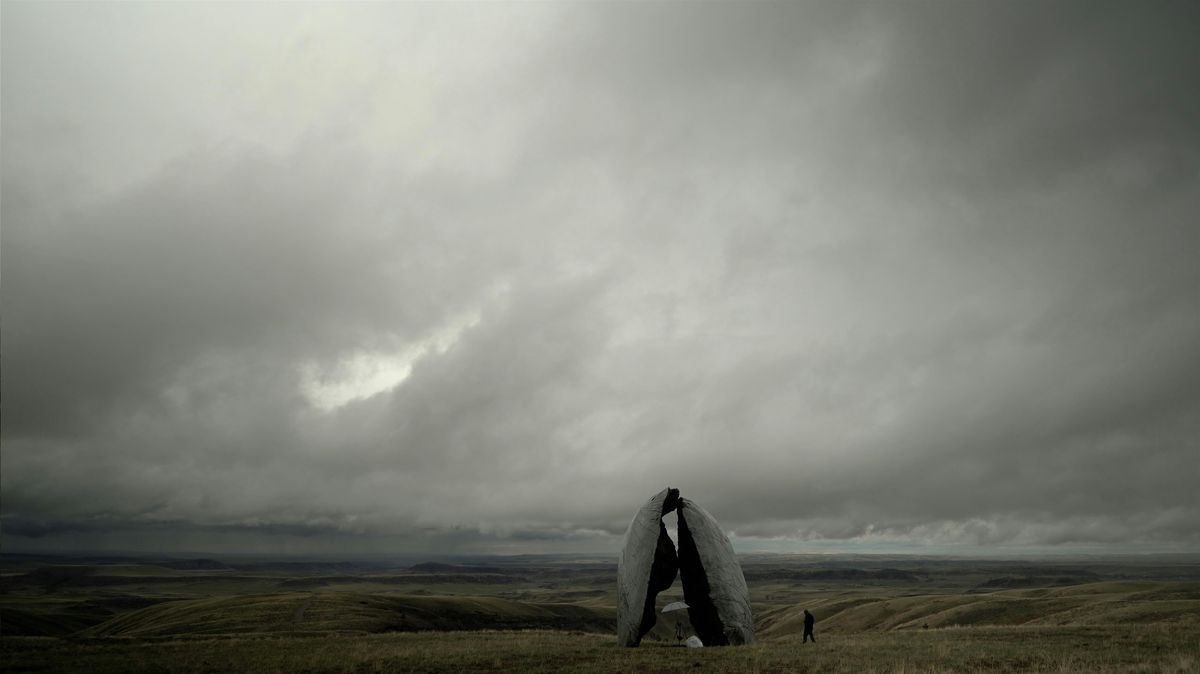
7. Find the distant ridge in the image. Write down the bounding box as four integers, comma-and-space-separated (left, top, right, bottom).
408, 562, 509, 574
158, 559, 232, 571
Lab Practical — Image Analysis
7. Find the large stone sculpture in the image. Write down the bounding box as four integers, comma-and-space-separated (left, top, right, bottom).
616, 487, 754, 647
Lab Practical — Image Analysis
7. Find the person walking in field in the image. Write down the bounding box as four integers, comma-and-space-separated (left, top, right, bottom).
802, 609, 816, 643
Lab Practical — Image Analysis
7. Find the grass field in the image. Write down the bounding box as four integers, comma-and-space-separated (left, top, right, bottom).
4, 626, 1198, 673
2, 553, 1198, 672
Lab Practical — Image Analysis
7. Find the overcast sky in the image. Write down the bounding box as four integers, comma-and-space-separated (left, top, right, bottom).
3, 1, 1198, 557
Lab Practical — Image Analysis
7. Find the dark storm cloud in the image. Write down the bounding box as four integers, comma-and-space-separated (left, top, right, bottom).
861, 1, 1200, 191
3, 142, 515, 438
3, 1, 1198, 555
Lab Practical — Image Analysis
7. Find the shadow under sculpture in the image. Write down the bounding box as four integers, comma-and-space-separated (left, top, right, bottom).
616, 487, 754, 647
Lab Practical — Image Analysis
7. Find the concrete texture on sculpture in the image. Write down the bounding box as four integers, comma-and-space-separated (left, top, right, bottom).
616, 487, 754, 647
616, 487, 680, 646
676, 497, 754, 645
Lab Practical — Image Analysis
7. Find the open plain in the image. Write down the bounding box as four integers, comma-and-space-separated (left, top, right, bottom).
2, 553, 1198, 673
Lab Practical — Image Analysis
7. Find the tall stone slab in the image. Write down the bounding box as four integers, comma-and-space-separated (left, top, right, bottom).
616, 487, 680, 646
676, 497, 755, 645
617, 487, 753, 647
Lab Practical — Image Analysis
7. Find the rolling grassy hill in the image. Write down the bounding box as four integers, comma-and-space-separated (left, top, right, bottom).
3, 555, 1198, 672
58, 580, 1200, 643
757, 581, 1200, 638
81, 593, 615, 637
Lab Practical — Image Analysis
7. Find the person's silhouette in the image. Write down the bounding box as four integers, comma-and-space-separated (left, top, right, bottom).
802, 609, 816, 643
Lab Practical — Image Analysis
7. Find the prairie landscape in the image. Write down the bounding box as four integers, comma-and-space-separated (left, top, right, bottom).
3, 553, 1198, 673
5, 2, 1200, 672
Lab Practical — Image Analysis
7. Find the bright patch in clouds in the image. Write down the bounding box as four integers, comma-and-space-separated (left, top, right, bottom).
301, 309, 481, 411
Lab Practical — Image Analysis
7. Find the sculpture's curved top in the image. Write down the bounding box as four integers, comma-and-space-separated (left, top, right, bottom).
616, 487, 753, 647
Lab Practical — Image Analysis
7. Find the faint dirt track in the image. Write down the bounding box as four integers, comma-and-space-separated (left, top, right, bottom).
292, 594, 314, 624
